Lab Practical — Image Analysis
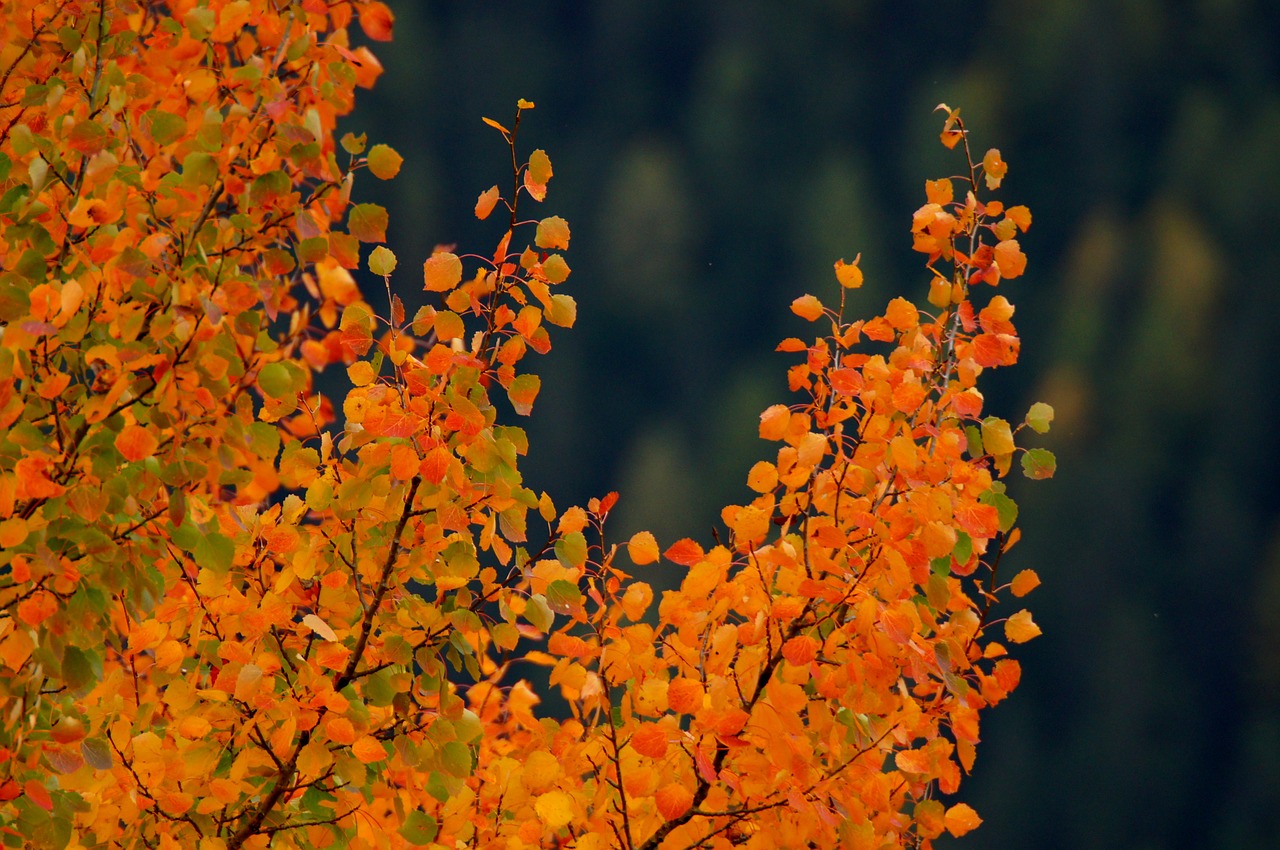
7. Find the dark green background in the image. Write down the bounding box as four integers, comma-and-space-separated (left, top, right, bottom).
348, 2, 1280, 847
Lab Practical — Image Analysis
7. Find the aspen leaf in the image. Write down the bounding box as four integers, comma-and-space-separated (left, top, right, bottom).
528, 149, 553, 186
631, 724, 669, 759
994, 239, 1027, 278
534, 790, 575, 829
24, 779, 52, 812
352, 735, 387, 763
535, 216, 570, 249
545, 293, 576, 327
1010, 569, 1041, 597
1004, 609, 1042, 643
358, 1, 395, 40
747, 460, 778, 493
525, 594, 555, 632
366, 143, 403, 179
1020, 447, 1056, 479
981, 416, 1015, 456
541, 254, 570, 283
348, 203, 388, 242
115, 424, 158, 461
522, 751, 562, 790
475, 185, 500, 220
628, 531, 660, 565
664, 538, 704, 566
507, 373, 540, 415
1006, 204, 1033, 231
655, 783, 694, 821
400, 812, 439, 846
982, 148, 1007, 189
423, 252, 463, 292
302, 613, 339, 641
368, 245, 397, 276
482, 116, 510, 135
518, 98, 536, 109
347, 361, 376, 386
621, 582, 652, 621
1025, 401, 1054, 434
884, 297, 919, 331
945, 803, 983, 837
834, 257, 863, 288
782, 634, 819, 666
791, 293, 825, 321
758, 404, 790, 441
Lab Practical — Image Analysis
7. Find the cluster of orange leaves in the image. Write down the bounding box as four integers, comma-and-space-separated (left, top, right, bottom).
0, 2, 1051, 849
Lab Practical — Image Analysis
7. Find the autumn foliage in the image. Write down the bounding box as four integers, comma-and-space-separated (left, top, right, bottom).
0, 2, 1052, 849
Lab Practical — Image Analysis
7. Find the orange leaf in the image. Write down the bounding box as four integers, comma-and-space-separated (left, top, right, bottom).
23, 779, 52, 812
782, 634, 818, 666
758, 404, 790, 441
664, 538, 704, 567
352, 735, 387, 763
116, 425, 159, 462
1004, 609, 1041, 643
655, 783, 693, 821
627, 531, 660, 565
631, 724, 669, 759
790, 294, 824, 321
620, 582, 652, 621
423, 252, 463, 292
358, 1, 395, 40
475, 186, 500, 220
1006, 205, 1032, 232
834, 257, 863, 289
667, 678, 703, 714
1010, 569, 1041, 597
945, 802, 983, 837
994, 239, 1027, 278
982, 148, 1007, 189
883, 297, 919, 331
324, 716, 356, 746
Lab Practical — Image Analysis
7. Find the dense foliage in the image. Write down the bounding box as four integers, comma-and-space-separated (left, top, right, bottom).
0, 2, 1049, 848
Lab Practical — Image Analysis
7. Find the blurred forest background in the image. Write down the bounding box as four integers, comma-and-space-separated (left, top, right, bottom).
347, 1, 1280, 848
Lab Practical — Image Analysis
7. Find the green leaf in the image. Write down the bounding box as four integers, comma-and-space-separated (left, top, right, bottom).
524, 594, 554, 632
143, 109, 186, 146
399, 811, 438, 846
1025, 401, 1054, 434
348, 203, 388, 243
257, 362, 294, 399
81, 738, 112, 770
440, 741, 472, 777
554, 532, 587, 569
180, 152, 218, 187
545, 579, 583, 614
1020, 447, 1057, 479
61, 646, 100, 697
195, 530, 234, 574
979, 489, 1019, 533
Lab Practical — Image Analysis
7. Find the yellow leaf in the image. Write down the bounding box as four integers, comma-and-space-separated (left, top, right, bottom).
981, 417, 1015, 456
982, 148, 1007, 189
945, 802, 983, 837
535, 216, 570, 250
1004, 609, 1041, 643
1010, 569, 1041, 597
302, 613, 339, 641
521, 750, 562, 791
534, 790, 575, 828
346, 361, 376, 387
